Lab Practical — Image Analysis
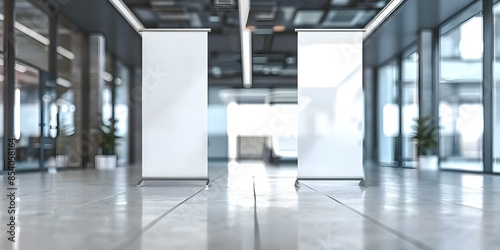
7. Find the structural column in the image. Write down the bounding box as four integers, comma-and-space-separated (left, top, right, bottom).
363, 67, 376, 164
82, 34, 106, 168
417, 29, 440, 159
3, 0, 15, 171
483, 0, 494, 173
417, 29, 435, 120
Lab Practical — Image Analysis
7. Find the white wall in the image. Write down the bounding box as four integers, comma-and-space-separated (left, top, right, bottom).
227, 104, 298, 158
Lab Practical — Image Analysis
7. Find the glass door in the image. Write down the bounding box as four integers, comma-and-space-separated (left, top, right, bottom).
377, 61, 399, 166
40, 72, 58, 169
493, 2, 500, 173
439, 14, 484, 172
13, 62, 59, 171
14, 61, 41, 170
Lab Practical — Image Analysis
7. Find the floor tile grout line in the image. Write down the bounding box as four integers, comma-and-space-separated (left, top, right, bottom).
382, 184, 497, 214
441, 199, 494, 213
302, 183, 433, 250
20, 171, 227, 218
390, 169, 500, 195
18, 191, 128, 218
114, 187, 206, 250
252, 176, 263, 250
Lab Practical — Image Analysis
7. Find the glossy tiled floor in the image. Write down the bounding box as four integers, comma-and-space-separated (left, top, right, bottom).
1, 161, 500, 250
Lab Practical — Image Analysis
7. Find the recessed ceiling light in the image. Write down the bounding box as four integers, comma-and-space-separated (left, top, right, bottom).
293, 10, 324, 26
209, 15, 221, 22
331, 0, 350, 6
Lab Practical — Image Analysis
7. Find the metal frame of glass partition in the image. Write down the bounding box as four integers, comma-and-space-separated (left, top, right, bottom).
374, 0, 499, 174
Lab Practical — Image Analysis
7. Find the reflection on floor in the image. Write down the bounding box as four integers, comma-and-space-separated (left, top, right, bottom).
1, 162, 500, 250
440, 160, 483, 172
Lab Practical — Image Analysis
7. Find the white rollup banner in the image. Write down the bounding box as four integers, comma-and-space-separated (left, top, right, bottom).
142, 29, 209, 179
297, 30, 365, 179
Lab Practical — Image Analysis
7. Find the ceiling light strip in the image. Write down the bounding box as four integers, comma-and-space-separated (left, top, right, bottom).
0, 13, 75, 60
14, 21, 50, 45
56, 46, 75, 60
239, 0, 252, 88
109, 0, 145, 34
364, 0, 406, 39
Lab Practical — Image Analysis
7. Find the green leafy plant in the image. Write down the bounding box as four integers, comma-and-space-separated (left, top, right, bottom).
411, 116, 438, 156
97, 119, 121, 155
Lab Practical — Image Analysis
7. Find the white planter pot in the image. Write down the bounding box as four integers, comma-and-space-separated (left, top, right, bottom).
418, 155, 438, 171
55, 155, 69, 168
95, 155, 117, 170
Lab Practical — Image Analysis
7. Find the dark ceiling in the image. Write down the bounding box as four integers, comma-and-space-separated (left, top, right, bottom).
363, 0, 478, 67
123, 0, 391, 86
59, 0, 438, 86
58, 0, 142, 68
55, 0, 487, 87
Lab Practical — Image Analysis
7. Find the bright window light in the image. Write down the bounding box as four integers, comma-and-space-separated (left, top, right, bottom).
459, 17, 483, 60
50, 104, 58, 138
239, 0, 252, 88
14, 89, 20, 140
383, 103, 399, 137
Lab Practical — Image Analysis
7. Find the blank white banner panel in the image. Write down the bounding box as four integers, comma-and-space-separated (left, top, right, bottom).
297, 30, 364, 179
142, 30, 209, 179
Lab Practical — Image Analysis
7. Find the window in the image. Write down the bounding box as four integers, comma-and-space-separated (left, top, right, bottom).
402, 52, 419, 167
115, 60, 130, 165
439, 13, 483, 172
493, 2, 500, 173
56, 15, 83, 167
377, 61, 399, 166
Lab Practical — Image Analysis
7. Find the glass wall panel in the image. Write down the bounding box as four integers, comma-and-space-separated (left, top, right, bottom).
0, 2, 4, 50
115, 60, 130, 165
15, 0, 49, 71
439, 13, 483, 172
377, 61, 399, 166
402, 52, 419, 167
0, 55, 3, 166
494, 3, 500, 173
102, 53, 113, 123
56, 15, 83, 167
15, 62, 40, 170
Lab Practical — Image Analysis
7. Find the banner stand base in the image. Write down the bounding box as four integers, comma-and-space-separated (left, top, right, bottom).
137, 178, 211, 188
294, 178, 367, 187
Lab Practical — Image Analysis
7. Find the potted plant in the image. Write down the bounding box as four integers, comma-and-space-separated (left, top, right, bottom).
411, 116, 439, 170
55, 121, 73, 169
95, 119, 120, 170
